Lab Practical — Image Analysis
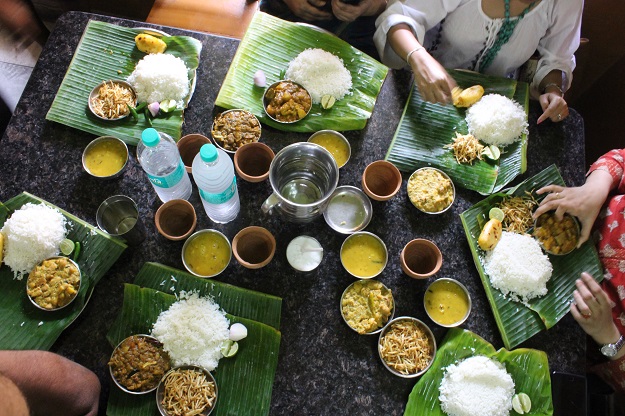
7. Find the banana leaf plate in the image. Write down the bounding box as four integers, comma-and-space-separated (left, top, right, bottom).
0, 192, 126, 350
46, 20, 202, 146
106, 263, 282, 416
460, 165, 603, 349
386, 69, 528, 195
215, 12, 388, 132
405, 328, 552, 416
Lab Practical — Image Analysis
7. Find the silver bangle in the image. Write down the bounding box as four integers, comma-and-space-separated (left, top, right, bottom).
542, 82, 563, 95
405, 46, 424, 64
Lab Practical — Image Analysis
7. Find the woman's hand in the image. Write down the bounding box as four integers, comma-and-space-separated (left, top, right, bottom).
283, 0, 333, 21
537, 92, 569, 124
331, 0, 386, 22
408, 50, 457, 104
570, 272, 623, 358
533, 169, 613, 246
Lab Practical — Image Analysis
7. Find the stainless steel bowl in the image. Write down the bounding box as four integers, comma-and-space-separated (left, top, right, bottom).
210, 109, 262, 154
340, 231, 388, 279
156, 365, 218, 416
378, 317, 436, 378
82, 136, 129, 179
26, 256, 81, 312
182, 229, 232, 278
323, 186, 372, 234
88, 80, 137, 121
407, 167, 455, 214
533, 211, 581, 256
262, 80, 312, 124
423, 278, 472, 328
308, 130, 351, 168
340, 279, 395, 335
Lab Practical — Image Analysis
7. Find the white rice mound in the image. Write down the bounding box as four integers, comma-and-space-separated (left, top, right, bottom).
285, 48, 352, 104
127, 53, 189, 104
151, 291, 230, 371
466, 94, 528, 146
484, 231, 552, 303
1, 203, 67, 280
439, 356, 515, 416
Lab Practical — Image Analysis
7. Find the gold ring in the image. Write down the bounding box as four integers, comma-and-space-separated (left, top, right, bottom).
557, 113, 562, 120
554, 192, 560, 199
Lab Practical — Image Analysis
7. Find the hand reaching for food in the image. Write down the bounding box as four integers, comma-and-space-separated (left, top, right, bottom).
533, 169, 613, 246
283, 0, 333, 21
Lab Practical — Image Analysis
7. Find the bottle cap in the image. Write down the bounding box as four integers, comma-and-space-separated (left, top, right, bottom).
200, 144, 218, 163
141, 128, 160, 147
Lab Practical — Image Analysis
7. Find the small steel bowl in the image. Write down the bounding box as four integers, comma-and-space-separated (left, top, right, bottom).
88, 80, 137, 121
533, 211, 581, 256
262, 80, 312, 124
82, 136, 129, 179
323, 186, 373, 234
26, 256, 81, 312
340, 279, 395, 335
109, 334, 170, 395
340, 231, 388, 279
156, 365, 218, 416
378, 316, 437, 378
210, 109, 262, 154
423, 278, 472, 328
182, 230, 232, 278
407, 167, 455, 214
308, 130, 351, 168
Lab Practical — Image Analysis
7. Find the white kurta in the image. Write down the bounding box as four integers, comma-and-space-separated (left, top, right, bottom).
374, 0, 582, 92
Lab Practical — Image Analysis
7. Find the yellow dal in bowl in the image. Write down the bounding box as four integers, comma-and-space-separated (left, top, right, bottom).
183, 232, 231, 277
424, 279, 470, 326
341, 233, 387, 278
84, 139, 127, 177
309, 132, 350, 168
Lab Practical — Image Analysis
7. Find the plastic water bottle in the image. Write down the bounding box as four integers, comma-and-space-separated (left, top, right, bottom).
137, 128, 192, 202
192, 144, 240, 223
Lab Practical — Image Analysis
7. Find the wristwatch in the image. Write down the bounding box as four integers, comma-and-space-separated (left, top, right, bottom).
600, 335, 625, 358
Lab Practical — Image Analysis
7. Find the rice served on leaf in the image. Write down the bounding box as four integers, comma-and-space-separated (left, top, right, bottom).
151, 291, 230, 371
127, 53, 189, 104
1, 203, 67, 280
285, 48, 352, 104
483, 231, 552, 303
466, 94, 528, 147
439, 355, 515, 416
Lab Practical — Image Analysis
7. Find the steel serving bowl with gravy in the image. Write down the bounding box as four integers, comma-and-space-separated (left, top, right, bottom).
26, 256, 81, 312
533, 211, 580, 255
340, 279, 395, 335
407, 167, 455, 214
156, 365, 218, 416
262, 80, 312, 123
182, 230, 232, 278
82, 136, 129, 179
88, 80, 137, 121
210, 109, 261, 154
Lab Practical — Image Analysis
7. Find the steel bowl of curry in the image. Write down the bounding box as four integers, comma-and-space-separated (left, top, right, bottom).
108, 334, 171, 394
533, 211, 580, 255
26, 256, 81, 311
262, 80, 312, 123
424, 278, 471, 328
210, 109, 262, 154
340, 279, 394, 335
340, 231, 388, 279
88, 80, 137, 121
182, 229, 232, 278
407, 167, 455, 214
82, 136, 129, 179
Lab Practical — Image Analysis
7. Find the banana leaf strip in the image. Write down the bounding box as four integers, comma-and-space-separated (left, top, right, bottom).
460, 165, 603, 349
0, 192, 126, 349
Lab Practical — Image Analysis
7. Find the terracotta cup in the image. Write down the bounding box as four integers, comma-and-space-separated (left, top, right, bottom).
154, 199, 197, 241
177, 133, 212, 173
400, 239, 442, 279
232, 226, 276, 269
234, 142, 275, 182
362, 160, 402, 201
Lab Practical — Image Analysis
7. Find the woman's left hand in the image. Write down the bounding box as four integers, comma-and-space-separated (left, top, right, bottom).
537, 92, 569, 124
331, 0, 386, 21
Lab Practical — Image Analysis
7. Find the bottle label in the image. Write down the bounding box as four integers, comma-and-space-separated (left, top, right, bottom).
146, 159, 185, 188
200, 176, 237, 204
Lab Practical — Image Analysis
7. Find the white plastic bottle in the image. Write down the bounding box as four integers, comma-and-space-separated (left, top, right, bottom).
192, 144, 240, 223
137, 128, 192, 202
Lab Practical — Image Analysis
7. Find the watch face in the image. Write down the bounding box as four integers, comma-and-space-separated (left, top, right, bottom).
601, 344, 617, 357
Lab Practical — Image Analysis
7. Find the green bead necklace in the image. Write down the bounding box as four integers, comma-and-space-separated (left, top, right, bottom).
479, 0, 537, 72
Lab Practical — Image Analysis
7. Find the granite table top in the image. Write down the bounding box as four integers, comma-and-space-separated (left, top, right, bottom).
0, 11, 589, 416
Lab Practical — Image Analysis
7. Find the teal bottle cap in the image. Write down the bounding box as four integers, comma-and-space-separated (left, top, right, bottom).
141, 128, 160, 147
200, 144, 218, 163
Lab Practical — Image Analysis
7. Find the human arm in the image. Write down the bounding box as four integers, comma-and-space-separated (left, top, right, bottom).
570, 272, 625, 360
0, 0, 47, 49
0, 350, 100, 416
536, 69, 569, 124
331, 0, 387, 22
282, 0, 333, 20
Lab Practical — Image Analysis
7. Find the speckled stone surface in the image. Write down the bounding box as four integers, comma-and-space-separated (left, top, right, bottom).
0, 12, 588, 416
